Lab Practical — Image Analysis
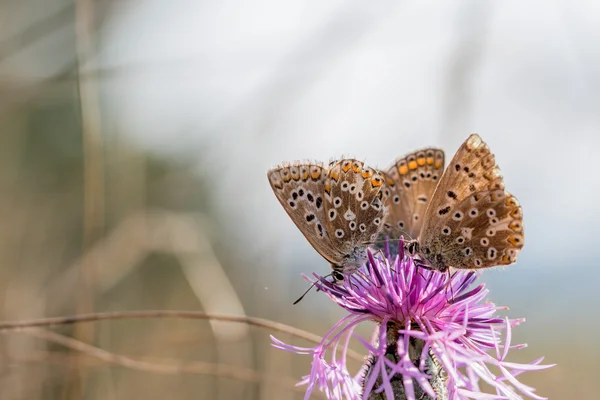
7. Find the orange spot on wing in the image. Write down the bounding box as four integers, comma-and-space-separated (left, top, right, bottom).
490, 191, 503, 201
330, 171, 340, 182
324, 183, 331, 194
426, 157, 434, 165
352, 163, 361, 173
510, 208, 523, 219
507, 235, 523, 247
434, 160, 443, 169
408, 161, 418, 170
398, 165, 409, 175
362, 169, 373, 179
417, 157, 426, 166
371, 177, 383, 188
483, 172, 495, 181
342, 163, 352, 172
506, 197, 519, 207
301, 170, 309, 181
311, 170, 321, 180
509, 220, 522, 232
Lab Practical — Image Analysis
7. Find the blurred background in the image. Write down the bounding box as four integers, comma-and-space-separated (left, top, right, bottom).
0, 0, 598, 398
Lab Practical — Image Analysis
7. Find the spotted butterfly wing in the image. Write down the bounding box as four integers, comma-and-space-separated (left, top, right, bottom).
322, 159, 389, 274
416, 134, 524, 271
383, 148, 445, 240
267, 159, 389, 278
267, 163, 339, 264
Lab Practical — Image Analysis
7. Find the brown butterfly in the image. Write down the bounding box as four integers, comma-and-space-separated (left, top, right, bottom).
267, 159, 389, 280
383, 134, 524, 272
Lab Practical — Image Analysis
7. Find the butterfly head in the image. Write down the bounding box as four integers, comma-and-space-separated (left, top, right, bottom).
331, 268, 345, 283
404, 240, 449, 273
405, 240, 420, 256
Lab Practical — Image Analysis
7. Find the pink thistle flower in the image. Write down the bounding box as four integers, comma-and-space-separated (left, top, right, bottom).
271, 241, 554, 400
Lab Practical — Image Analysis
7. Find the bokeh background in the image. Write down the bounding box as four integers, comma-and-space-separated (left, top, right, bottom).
1, 0, 598, 399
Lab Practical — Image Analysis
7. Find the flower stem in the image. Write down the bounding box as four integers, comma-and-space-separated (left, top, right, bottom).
363, 322, 448, 400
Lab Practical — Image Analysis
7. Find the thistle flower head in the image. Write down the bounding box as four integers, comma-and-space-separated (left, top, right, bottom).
272, 241, 553, 400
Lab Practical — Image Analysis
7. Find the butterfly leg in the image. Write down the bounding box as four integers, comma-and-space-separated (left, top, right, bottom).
445, 270, 458, 304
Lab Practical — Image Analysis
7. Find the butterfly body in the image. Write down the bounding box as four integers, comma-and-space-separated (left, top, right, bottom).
268, 159, 389, 279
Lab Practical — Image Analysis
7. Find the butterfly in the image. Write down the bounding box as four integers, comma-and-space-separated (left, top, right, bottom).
384, 134, 524, 272
267, 159, 389, 281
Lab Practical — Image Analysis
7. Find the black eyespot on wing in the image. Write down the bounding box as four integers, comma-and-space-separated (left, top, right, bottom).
298, 189, 304, 197
447, 191, 457, 199
307, 193, 314, 202
316, 197, 323, 209
292, 192, 298, 200
439, 206, 451, 215
455, 164, 461, 171
306, 214, 315, 222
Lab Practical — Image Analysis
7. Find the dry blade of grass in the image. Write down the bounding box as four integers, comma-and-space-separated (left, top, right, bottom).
10, 329, 322, 397
0, 310, 367, 362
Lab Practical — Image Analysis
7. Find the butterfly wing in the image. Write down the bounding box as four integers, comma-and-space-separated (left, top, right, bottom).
419, 134, 523, 270
383, 148, 445, 239
419, 189, 524, 269
267, 163, 343, 265
322, 159, 388, 267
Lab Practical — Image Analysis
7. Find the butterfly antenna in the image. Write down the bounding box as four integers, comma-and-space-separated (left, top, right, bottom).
366, 231, 414, 246
293, 273, 333, 305
293, 283, 316, 305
